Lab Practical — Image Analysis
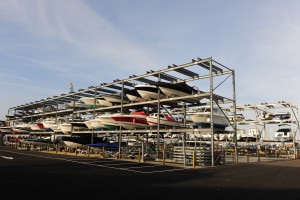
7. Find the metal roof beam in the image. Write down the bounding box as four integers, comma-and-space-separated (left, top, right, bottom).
104, 84, 123, 91
88, 86, 116, 94
133, 76, 157, 85
74, 93, 95, 98
169, 65, 198, 78
147, 71, 178, 82
113, 79, 136, 87
96, 88, 116, 94
196, 58, 223, 73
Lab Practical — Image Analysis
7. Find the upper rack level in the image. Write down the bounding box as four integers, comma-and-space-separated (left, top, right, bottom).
6, 57, 235, 123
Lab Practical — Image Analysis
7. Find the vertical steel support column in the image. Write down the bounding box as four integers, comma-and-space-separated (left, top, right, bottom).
71, 93, 75, 133
118, 81, 125, 159
53, 98, 59, 147
209, 57, 215, 167
157, 73, 161, 160
297, 104, 300, 159
254, 106, 260, 162
42, 102, 45, 120
232, 70, 238, 164
183, 103, 187, 166
291, 105, 295, 159
31, 105, 33, 123
91, 88, 97, 145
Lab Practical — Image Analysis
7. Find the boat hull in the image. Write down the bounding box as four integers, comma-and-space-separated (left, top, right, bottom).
135, 85, 165, 100
188, 113, 229, 129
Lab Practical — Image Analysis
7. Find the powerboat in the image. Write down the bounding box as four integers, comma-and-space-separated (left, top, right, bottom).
28, 122, 45, 131
135, 84, 165, 100
41, 118, 62, 133
96, 96, 113, 107
187, 105, 229, 129
239, 128, 260, 142
58, 123, 72, 134
96, 113, 123, 130
11, 123, 31, 134
146, 113, 183, 128
80, 97, 103, 108
88, 117, 106, 130
124, 89, 145, 102
155, 82, 201, 103
110, 111, 149, 129
274, 124, 293, 142
61, 135, 108, 149
101, 93, 129, 104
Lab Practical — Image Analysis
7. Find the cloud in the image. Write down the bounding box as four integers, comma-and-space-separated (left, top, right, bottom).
0, 0, 162, 75
0, 72, 30, 82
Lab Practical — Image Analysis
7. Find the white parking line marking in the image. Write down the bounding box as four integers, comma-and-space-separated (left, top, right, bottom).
0, 155, 13, 159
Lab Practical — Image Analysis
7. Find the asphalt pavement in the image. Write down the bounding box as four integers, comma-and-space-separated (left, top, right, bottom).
1, 145, 300, 199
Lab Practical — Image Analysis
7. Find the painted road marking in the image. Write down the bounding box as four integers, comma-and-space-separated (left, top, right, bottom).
0, 155, 13, 159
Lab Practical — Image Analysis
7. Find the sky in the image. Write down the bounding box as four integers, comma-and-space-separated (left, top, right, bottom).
1, 0, 300, 121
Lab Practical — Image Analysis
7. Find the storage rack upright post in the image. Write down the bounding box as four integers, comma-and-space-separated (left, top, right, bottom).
6, 57, 237, 167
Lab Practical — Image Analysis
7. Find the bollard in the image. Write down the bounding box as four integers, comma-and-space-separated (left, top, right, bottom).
162, 149, 165, 165
192, 151, 195, 169
102, 146, 105, 158
87, 146, 90, 157
247, 150, 249, 163
56, 144, 58, 154
138, 148, 141, 163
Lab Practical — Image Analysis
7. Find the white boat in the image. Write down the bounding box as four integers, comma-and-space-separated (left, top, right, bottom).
12, 123, 31, 133
101, 94, 129, 104
124, 89, 145, 102
156, 82, 201, 103
88, 117, 106, 130
135, 84, 165, 100
146, 113, 183, 128
80, 97, 102, 108
240, 128, 260, 142
274, 124, 293, 142
58, 123, 72, 134
83, 120, 93, 130
187, 105, 229, 129
41, 118, 62, 132
96, 96, 113, 107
